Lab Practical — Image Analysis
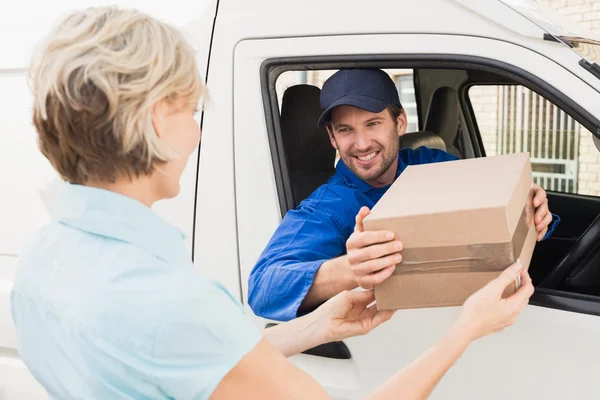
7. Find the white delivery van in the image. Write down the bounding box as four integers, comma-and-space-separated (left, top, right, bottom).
2, 0, 600, 398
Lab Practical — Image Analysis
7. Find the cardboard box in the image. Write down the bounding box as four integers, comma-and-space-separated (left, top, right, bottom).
363, 153, 537, 310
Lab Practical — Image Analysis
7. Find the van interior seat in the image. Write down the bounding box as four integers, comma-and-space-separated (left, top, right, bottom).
280, 84, 336, 208
399, 130, 447, 152
423, 86, 462, 157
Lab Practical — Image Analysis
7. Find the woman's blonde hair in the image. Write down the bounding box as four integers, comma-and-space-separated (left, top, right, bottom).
31, 6, 205, 183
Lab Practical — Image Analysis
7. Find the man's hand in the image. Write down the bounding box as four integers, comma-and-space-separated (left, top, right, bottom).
315, 290, 395, 343
532, 184, 553, 241
346, 206, 403, 289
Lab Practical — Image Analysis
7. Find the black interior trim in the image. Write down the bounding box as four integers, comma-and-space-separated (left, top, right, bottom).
459, 85, 485, 158
263, 70, 294, 215
301, 341, 352, 360
539, 213, 600, 290
413, 71, 424, 130
531, 288, 600, 317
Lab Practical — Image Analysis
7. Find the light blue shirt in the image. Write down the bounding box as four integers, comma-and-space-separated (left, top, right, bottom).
11, 183, 261, 399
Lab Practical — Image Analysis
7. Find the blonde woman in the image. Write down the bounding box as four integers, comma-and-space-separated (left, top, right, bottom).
11, 7, 533, 400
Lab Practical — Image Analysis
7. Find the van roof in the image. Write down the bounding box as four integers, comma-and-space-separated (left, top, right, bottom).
215, 0, 600, 91
216, 0, 584, 42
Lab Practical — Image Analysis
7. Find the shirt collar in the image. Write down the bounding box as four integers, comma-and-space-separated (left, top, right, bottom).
55, 183, 189, 265
335, 153, 403, 193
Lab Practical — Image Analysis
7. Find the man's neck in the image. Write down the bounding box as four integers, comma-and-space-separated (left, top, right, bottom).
365, 156, 399, 188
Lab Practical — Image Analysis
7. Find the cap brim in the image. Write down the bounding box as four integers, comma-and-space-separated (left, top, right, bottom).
317, 94, 390, 127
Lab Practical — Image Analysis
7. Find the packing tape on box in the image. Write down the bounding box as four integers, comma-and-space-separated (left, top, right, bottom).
393, 196, 535, 274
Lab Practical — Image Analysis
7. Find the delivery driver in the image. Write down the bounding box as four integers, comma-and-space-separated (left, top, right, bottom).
248, 68, 559, 321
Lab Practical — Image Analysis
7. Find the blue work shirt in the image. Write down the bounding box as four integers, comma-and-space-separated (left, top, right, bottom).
248, 147, 560, 321
11, 183, 261, 399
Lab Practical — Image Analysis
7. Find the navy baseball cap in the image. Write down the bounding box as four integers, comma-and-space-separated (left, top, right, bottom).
317, 69, 402, 127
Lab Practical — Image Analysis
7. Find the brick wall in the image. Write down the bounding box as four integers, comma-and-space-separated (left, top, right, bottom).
577, 133, 600, 195
538, 0, 600, 30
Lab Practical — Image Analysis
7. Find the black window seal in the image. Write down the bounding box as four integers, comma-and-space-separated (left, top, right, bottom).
413, 72, 423, 131
458, 85, 487, 158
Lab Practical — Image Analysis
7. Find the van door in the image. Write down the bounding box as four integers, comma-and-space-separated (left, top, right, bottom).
233, 34, 600, 399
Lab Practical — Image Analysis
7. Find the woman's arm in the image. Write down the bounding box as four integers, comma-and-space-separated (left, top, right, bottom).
370, 262, 534, 400
261, 313, 322, 358
263, 289, 394, 357
364, 320, 473, 400
212, 262, 533, 400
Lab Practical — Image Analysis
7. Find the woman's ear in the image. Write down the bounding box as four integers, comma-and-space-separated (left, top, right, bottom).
151, 100, 167, 139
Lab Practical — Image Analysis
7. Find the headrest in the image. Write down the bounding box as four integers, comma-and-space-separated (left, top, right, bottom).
400, 130, 447, 152
280, 84, 336, 174
424, 87, 460, 144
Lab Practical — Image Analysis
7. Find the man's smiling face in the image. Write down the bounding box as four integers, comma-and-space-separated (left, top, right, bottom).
327, 105, 407, 188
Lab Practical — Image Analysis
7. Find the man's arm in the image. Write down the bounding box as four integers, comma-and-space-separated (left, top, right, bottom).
248, 203, 354, 321
542, 214, 560, 240
249, 204, 404, 320
303, 206, 409, 310
531, 183, 560, 241
298, 255, 356, 312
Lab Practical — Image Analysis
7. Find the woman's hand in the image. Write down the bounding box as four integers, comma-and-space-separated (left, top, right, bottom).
314, 290, 395, 343
455, 261, 535, 341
